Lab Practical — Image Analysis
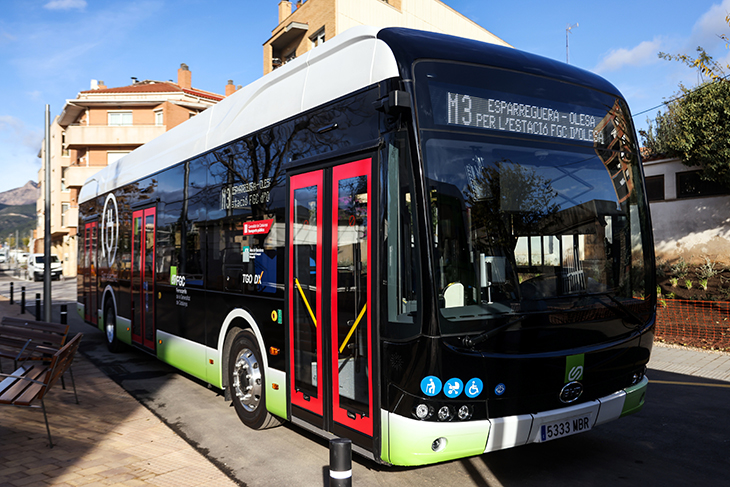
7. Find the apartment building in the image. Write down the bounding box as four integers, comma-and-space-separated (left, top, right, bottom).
36, 64, 230, 277
264, 0, 510, 74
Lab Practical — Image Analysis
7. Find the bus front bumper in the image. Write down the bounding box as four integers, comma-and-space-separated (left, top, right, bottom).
383, 376, 648, 466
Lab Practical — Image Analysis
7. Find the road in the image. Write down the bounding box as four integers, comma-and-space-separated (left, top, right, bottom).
1, 270, 728, 486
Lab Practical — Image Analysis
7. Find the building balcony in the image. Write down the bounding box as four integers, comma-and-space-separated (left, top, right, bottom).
65, 124, 166, 147
64, 165, 104, 188
61, 207, 78, 230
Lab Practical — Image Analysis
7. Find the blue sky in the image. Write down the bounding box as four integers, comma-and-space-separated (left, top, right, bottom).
1, 0, 729, 193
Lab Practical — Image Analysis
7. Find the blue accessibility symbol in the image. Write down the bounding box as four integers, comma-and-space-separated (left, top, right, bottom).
421, 376, 442, 397
465, 378, 484, 398
494, 383, 506, 396
444, 378, 464, 398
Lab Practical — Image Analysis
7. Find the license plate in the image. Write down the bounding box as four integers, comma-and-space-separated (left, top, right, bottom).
540, 415, 592, 442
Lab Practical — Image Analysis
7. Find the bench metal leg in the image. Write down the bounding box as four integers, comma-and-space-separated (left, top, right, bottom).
41, 398, 54, 448
68, 368, 78, 404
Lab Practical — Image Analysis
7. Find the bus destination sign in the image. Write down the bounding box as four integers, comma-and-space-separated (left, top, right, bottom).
445, 91, 605, 145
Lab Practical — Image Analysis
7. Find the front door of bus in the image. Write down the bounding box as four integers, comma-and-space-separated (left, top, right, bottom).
132, 207, 156, 350
288, 158, 374, 439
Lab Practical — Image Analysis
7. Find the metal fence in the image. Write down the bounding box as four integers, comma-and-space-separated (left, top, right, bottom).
656, 299, 730, 351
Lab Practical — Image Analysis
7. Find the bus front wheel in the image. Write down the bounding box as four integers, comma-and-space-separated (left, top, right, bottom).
228, 330, 281, 429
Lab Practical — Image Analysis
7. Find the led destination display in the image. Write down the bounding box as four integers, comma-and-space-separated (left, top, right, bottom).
445, 91, 605, 144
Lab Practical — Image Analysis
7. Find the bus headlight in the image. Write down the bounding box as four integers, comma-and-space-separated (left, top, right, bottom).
414, 403, 432, 420
437, 406, 452, 421
457, 405, 472, 420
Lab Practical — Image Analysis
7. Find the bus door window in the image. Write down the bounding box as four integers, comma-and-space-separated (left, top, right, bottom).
383, 136, 420, 339
331, 159, 372, 435
289, 172, 323, 415
83, 221, 98, 324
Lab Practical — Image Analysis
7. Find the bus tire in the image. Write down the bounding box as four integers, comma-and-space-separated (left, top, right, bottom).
228, 330, 281, 430
104, 304, 123, 353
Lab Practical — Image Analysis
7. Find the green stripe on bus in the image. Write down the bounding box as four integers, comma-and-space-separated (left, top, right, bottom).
386, 412, 488, 466
156, 331, 209, 383
266, 368, 288, 420
117, 316, 132, 345
621, 376, 648, 417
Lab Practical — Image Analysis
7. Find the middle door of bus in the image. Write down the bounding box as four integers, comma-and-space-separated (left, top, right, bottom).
131, 207, 156, 350
288, 157, 374, 440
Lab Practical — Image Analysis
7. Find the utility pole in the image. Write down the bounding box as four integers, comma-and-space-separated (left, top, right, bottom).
566, 23, 578, 64
44, 104, 52, 322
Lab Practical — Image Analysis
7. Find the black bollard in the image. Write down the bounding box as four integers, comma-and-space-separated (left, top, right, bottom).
35, 293, 41, 321
20, 286, 25, 314
329, 438, 352, 487
9, 281, 13, 305
60, 304, 68, 325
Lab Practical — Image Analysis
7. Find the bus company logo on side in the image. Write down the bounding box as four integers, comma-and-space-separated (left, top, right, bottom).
170, 266, 186, 287
101, 193, 119, 266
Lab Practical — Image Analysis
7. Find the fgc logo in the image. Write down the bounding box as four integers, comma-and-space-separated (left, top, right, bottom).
101, 193, 119, 266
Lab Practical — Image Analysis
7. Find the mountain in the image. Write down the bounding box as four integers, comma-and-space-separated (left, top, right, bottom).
0, 181, 39, 206
0, 203, 35, 244
0, 182, 38, 244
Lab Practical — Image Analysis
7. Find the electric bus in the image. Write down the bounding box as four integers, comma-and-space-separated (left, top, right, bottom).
78, 26, 655, 467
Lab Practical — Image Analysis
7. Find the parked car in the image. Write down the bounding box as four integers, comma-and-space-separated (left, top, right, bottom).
26, 253, 63, 281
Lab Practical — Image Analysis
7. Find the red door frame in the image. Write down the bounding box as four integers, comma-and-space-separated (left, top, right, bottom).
131, 207, 156, 350
289, 170, 324, 416
330, 158, 373, 436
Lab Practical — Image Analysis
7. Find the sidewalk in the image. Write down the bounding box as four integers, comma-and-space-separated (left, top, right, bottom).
0, 296, 238, 487
649, 342, 730, 382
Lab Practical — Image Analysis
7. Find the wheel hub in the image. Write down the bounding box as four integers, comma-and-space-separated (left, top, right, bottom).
232, 347, 262, 412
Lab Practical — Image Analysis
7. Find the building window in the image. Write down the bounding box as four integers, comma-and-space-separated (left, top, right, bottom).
61, 168, 69, 193
676, 170, 730, 199
107, 151, 130, 165
155, 111, 163, 126
645, 175, 664, 201
61, 203, 69, 227
311, 28, 325, 47
61, 131, 69, 157
108, 111, 133, 126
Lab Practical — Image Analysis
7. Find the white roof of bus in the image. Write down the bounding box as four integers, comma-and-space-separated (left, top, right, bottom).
79, 26, 398, 204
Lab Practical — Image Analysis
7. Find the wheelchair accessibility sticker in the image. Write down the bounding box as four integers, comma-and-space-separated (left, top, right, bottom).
465, 378, 484, 398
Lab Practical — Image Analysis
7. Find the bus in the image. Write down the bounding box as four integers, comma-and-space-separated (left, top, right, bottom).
77, 26, 655, 467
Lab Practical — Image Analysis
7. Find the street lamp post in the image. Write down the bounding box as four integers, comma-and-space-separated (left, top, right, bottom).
44, 104, 52, 322
566, 23, 578, 64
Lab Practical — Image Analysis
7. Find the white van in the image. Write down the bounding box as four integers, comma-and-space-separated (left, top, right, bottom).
27, 253, 63, 281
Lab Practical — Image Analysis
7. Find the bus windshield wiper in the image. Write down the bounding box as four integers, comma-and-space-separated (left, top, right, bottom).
585, 292, 645, 326
462, 314, 526, 348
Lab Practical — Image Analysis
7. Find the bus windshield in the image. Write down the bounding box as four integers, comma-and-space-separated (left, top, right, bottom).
414, 61, 653, 338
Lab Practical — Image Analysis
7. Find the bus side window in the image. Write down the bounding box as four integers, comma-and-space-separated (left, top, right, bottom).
382, 136, 420, 339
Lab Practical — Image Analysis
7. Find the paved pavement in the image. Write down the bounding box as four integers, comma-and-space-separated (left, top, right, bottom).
0, 293, 728, 487
0, 296, 238, 487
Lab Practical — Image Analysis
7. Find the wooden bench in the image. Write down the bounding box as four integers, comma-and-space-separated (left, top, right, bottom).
0, 333, 82, 448
0, 317, 70, 371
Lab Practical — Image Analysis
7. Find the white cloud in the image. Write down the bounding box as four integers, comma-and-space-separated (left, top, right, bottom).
0, 116, 43, 154
594, 39, 663, 73
689, 0, 730, 48
44, 0, 87, 10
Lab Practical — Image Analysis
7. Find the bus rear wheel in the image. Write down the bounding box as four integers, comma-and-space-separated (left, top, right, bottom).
228, 330, 281, 430
104, 305, 123, 353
